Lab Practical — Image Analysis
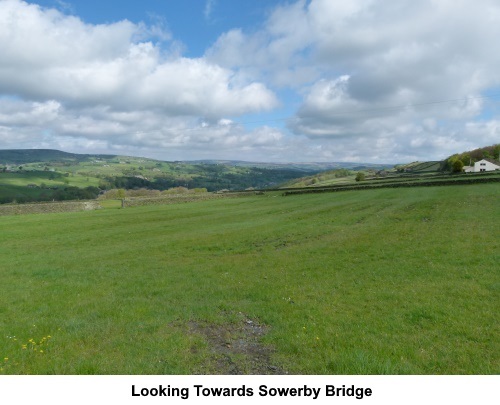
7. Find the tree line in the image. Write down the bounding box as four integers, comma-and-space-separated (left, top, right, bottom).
445, 144, 500, 172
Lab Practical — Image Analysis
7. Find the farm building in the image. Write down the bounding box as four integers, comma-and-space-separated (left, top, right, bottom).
464, 158, 500, 173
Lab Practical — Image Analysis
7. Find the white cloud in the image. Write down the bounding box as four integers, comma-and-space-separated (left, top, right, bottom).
206, 1, 319, 88
0, 97, 290, 161
1, 0, 500, 163
0, 0, 277, 116
206, 0, 500, 161
204, 0, 216, 21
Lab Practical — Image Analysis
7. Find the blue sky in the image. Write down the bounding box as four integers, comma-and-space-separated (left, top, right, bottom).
1, 0, 500, 163
28, 0, 276, 56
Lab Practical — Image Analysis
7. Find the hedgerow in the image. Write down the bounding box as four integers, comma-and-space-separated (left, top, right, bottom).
282, 176, 500, 196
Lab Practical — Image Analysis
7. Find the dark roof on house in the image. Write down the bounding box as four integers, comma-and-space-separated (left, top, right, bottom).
482, 158, 500, 165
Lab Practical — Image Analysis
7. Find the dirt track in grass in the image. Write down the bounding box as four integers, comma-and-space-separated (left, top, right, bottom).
187, 316, 288, 375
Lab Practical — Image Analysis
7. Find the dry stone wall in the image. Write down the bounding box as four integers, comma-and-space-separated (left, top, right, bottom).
0, 201, 101, 216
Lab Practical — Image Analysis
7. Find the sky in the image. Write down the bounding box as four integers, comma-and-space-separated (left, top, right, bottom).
1, 0, 500, 163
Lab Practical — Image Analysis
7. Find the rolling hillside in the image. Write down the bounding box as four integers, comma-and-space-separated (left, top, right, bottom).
0, 149, 396, 204
0, 149, 316, 203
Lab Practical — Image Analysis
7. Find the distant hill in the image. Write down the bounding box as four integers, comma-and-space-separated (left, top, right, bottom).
0, 149, 115, 164
0, 149, 321, 202
0, 149, 392, 172
445, 144, 500, 167
182, 159, 392, 172
0, 149, 397, 201
2, 147, 497, 203
391, 144, 500, 173
393, 161, 447, 173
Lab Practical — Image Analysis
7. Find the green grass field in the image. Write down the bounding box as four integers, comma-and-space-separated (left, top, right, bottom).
0, 170, 99, 188
0, 184, 498, 374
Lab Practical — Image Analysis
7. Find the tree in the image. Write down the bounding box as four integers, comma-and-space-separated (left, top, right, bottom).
460, 153, 471, 167
355, 172, 365, 182
117, 189, 126, 199
493, 145, 500, 161
452, 159, 464, 173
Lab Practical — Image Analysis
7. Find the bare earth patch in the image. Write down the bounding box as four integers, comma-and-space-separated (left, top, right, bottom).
186, 315, 287, 375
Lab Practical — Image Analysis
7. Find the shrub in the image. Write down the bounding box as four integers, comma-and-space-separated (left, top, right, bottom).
355, 172, 366, 182
452, 159, 464, 173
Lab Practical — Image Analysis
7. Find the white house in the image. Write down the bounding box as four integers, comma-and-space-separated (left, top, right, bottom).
464, 158, 500, 173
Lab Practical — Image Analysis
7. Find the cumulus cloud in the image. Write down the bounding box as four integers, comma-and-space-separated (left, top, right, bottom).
207, 0, 500, 161
0, 0, 277, 116
297, 0, 499, 127
206, 1, 318, 88
2, 0, 500, 163
0, 96, 288, 161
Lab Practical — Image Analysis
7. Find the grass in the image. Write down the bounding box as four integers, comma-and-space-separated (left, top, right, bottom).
0, 184, 44, 200
96, 199, 122, 209
0, 170, 99, 188
0, 184, 499, 374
